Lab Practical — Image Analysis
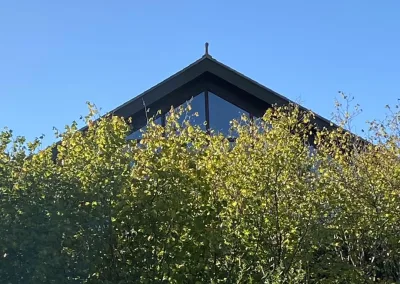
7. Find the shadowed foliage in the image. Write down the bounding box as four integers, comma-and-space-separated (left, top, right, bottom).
0, 102, 399, 283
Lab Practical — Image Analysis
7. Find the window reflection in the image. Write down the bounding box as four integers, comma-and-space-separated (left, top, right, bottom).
166, 92, 207, 130
209, 93, 248, 136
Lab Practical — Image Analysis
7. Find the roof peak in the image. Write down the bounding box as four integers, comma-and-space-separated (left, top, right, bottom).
203, 42, 212, 58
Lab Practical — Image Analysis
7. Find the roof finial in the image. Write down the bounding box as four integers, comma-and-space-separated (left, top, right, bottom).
205, 42, 210, 56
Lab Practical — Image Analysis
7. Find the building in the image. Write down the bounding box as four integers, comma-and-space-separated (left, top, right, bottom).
100, 44, 333, 140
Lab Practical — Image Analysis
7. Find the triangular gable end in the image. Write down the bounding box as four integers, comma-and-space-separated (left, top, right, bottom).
110, 54, 334, 135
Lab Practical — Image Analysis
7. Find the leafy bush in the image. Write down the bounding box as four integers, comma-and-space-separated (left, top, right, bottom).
0, 103, 399, 283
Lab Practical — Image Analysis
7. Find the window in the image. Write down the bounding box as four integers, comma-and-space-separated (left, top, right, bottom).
208, 92, 248, 136
166, 92, 207, 130
127, 92, 252, 140
126, 116, 162, 140
187, 93, 207, 129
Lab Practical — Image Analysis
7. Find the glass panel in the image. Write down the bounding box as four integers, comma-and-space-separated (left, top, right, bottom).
209, 93, 248, 136
126, 116, 162, 140
188, 93, 206, 128
166, 92, 206, 130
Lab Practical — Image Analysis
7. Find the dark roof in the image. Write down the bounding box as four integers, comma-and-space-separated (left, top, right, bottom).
108, 54, 334, 130
52, 53, 353, 160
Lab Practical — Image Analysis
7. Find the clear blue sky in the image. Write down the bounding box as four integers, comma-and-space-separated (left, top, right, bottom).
1, 1, 399, 145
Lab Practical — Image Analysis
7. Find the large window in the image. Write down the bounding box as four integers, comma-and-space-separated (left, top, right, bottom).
170, 92, 207, 130
127, 91, 251, 140
208, 92, 248, 136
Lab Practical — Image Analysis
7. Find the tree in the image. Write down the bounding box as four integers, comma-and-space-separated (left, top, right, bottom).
0, 102, 399, 283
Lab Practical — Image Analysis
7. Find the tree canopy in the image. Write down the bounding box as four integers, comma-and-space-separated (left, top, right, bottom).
0, 101, 399, 283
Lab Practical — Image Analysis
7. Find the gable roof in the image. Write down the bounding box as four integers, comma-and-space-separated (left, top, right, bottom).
52, 53, 354, 160
109, 54, 334, 130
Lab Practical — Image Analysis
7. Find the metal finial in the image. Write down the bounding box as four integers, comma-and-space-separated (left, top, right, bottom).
205, 42, 209, 56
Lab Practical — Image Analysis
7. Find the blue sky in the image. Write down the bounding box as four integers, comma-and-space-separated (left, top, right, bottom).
1, 1, 399, 145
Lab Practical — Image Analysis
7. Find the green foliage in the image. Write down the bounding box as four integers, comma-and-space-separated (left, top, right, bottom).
0, 102, 399, 283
